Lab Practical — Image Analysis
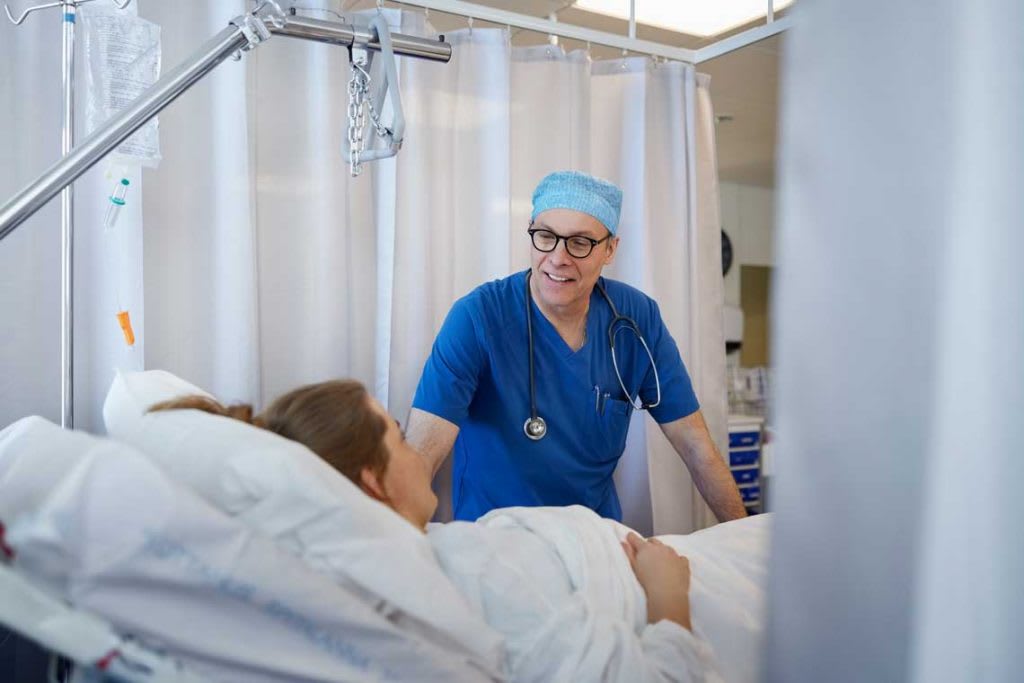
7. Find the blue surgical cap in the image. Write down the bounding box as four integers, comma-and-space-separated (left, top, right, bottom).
530, 171, 623, 235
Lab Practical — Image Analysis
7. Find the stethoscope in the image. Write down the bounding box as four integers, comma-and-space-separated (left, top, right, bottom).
523, 270, 661, 441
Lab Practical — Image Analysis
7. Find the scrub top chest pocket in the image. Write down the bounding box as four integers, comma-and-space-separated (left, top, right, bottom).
590, 386, 633, 458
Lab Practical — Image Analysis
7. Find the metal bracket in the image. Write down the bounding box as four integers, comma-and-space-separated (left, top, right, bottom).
342, 12, 406, 168
228, 0, 285, 60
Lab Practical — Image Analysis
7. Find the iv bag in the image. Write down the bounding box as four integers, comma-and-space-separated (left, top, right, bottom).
81, 4, 162, 168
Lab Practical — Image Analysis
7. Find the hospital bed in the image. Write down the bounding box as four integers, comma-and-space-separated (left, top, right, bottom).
0, 370, 770, 682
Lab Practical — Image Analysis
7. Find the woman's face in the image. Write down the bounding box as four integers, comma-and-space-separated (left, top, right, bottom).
365, 397, 438, 530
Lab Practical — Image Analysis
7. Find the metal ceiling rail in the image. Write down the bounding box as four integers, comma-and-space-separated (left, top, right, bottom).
394, 0, 698, 63
694, 15, 792, 63
394, 0, 793, 64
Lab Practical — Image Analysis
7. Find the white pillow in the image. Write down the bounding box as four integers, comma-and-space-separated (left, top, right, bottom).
101, 369, 213, 428
102, 370, 505, 678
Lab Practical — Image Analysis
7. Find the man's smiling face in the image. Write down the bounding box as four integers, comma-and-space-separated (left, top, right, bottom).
529, 208, 618, 315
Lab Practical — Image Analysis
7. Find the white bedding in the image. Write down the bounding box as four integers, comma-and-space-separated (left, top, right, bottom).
1, 409, 769, 682
429, 506, 770, 683
1, 369, 770, 683
102, 370, 506, 678
0, 417, 498, 683
654, 516, 770, 683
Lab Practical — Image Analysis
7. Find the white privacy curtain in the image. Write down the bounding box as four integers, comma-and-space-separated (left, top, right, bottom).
0, 3, 724, 535
768, 0, 1024, 681
140, 0, 259, 406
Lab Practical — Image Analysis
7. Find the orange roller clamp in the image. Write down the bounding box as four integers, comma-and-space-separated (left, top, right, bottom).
116, 310, 135, 346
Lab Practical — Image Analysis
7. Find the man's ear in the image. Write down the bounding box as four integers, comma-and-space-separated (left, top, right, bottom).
604, 236, 620, 265
359, 467, 387, 502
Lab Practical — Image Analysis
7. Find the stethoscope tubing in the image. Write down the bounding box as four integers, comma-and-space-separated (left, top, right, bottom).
524, 270, 661, 440
525, 271, 545, 440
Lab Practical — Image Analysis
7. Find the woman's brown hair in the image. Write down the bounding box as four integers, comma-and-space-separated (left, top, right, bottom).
148, 380, 390, 485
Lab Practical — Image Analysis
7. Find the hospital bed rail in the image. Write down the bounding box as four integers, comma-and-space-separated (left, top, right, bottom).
0, 562, 209, 683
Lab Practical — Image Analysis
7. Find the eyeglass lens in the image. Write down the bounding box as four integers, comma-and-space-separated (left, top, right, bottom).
531, 229, 597, 258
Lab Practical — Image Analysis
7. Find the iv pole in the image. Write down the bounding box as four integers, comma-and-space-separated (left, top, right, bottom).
4, 0, 134, 429
0, 1, 451, 428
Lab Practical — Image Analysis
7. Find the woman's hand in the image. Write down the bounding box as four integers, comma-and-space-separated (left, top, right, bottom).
622, 532, 692, 631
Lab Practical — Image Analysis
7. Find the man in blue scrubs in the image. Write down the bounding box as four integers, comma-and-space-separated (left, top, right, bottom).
407, 171, 746, 523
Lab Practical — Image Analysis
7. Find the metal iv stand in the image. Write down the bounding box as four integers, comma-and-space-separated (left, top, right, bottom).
0, 1, 450, 429
4, 0, 134, 429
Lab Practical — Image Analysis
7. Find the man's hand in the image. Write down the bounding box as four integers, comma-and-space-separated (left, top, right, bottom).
622, 532, 692, 631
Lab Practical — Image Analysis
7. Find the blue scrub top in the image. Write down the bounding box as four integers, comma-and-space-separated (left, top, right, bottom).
412, 270, 699, 521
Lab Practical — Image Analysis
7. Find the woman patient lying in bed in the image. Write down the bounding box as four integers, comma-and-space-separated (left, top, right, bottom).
151, 380, 720, 683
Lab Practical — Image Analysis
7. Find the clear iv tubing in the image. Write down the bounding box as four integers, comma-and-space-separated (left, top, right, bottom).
104, 178, 135, 346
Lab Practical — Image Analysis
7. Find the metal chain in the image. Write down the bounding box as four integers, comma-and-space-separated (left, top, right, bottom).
347, 60, 370, 176
367, 96, 392, 140
347, 46, 397, 176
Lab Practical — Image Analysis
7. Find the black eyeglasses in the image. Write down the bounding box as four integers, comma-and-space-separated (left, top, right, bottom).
528, 225, 612, 259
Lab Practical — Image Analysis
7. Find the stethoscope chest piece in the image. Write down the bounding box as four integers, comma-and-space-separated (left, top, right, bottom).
524, 416, 547, 441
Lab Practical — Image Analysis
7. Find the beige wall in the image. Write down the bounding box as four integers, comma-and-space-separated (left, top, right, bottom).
739, 265, 772, 367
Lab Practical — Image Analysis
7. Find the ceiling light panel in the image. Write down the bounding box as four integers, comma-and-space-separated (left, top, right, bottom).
573, 0, 795, 37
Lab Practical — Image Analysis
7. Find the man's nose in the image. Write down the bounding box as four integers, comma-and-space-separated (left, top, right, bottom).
549, 238, 573, 264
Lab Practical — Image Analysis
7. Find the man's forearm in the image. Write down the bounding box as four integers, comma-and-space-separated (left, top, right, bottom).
405, 407, 460, 478
661, 411, 747, 522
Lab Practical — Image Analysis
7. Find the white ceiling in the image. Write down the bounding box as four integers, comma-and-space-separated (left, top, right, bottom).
374, 0, 783, 187
700, 34, 781, 188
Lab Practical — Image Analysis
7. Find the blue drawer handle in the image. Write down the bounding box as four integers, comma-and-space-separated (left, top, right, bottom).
732, 468, 759, 484
729, 431, 760, 448
729, 450, 759, 466
739, 485, 761, 501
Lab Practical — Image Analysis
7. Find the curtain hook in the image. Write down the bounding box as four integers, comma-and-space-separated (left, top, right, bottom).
621, 47, 628, 70
467, 16, 473, 36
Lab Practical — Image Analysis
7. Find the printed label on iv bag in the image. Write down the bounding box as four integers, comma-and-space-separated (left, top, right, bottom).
81, 11, 162, 167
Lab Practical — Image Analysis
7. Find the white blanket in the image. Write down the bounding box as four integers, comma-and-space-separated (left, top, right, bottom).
0, 418, 497, 683
429, 506, 769, 683
653, 516, 771, 683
